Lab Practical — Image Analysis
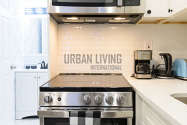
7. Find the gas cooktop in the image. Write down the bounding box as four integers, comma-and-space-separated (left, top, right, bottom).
40, 73, 133, 92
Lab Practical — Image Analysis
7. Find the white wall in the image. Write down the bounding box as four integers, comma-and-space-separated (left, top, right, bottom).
0, 0, 37, 125
0, 0, 23, 125
49, 17, 59, 78
0, 0, 47, 125
22, 0, 48, 8
52, 24, 187, 76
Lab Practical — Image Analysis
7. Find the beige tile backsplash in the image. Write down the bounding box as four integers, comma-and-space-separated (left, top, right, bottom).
52, 24, 187, 77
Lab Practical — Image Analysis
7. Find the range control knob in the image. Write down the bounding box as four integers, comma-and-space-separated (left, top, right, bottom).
95, 95, 103, 105
44, 96, 53, 103
117, 95, 126, 105
83, 95, 91, 105
105, 96, 113, 105
57, 97, 62, 102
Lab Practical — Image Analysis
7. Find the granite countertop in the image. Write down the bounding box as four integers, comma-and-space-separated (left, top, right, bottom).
126, 76, 187, 125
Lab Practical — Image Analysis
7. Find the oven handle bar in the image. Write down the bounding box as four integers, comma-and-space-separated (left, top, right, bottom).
38, 110, 69, 118
101, 110, 133, 118
38, 110, 133, 118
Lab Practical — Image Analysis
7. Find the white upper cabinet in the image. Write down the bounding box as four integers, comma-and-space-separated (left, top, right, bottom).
144, 0, 170, 17
141, 0, 187, 23
143, 0, 187, 18
169, 0, 187, 14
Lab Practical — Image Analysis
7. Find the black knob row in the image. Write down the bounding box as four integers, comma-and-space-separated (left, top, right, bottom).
83, 95, 126, 105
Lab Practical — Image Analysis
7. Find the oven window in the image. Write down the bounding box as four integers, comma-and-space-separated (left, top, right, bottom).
101, 118, 128, 125
44, 118, 69, 125
44, 118, 129, 125
52, 0, 118, 7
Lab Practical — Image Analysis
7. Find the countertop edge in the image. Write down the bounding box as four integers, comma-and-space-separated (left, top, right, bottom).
134, 87, 181, 125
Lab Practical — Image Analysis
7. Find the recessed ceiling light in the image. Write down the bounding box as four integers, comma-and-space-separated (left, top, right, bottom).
66, 17, 79, 20
114, 17, 126, 20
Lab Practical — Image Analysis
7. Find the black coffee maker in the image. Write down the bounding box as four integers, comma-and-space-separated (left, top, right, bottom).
134, 50, 152, 79
152, 53, 173, 78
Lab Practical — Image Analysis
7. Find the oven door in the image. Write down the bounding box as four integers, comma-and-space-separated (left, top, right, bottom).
38, 110, 134, 125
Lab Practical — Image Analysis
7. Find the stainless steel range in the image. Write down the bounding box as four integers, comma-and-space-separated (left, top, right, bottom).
38, 73, 135, 125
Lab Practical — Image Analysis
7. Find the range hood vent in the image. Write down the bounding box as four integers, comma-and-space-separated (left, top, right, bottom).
51, 14, 143, 24
48, 0, 145, 24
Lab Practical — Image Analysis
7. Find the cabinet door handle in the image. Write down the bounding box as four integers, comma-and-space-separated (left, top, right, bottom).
147, 10, 152, 14
168, 9, 173, 13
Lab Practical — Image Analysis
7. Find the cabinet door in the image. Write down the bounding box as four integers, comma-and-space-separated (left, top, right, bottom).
136, 94, 144, 125
144, 0, 169, 17
169, 0, 186, 14
136, 93, 173, 125
142, 101, 171, 125
15, 73, 38, 119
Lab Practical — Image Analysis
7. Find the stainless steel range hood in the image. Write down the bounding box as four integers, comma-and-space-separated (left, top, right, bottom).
48, 0, 145, 24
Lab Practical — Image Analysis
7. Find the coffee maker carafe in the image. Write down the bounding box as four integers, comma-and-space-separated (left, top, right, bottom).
134, 50, 152, 79
153, 53, 173, 78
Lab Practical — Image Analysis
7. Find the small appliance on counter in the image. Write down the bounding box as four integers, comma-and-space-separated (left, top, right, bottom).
25, 65, 37, 69
39, 61, 48, 69
134, 50, 152, 79
173, 59, 187, 80
152, 53, 173, 78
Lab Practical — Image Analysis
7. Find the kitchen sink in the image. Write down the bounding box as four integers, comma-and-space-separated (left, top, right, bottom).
171, 93, 187, 105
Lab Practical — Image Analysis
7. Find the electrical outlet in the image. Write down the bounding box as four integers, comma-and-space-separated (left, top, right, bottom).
144, 41, 153, 50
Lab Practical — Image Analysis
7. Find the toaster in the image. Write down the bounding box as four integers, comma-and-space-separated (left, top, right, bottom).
173, 59, 187, 80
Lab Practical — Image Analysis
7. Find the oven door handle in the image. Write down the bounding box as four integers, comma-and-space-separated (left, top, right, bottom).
101, 110, 133, 118
38, 110, 69, 118
38, 110, 133, 118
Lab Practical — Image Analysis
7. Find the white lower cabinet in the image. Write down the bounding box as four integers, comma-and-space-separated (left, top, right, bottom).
143, 102, 168, 125
136, 94, 171, 125
15, 72, 48, 120
136, 94, 144, 125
